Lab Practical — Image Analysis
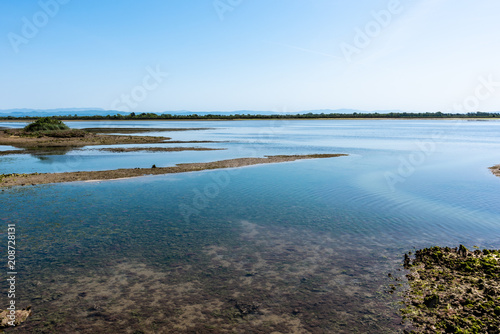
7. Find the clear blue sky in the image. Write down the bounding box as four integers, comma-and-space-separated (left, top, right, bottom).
1, 0, 499, 113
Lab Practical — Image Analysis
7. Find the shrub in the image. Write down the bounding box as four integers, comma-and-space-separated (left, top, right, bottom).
24, 117, 70, 132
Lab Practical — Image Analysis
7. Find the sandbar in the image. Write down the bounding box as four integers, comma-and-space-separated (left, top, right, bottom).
0, 129, 170, 149
0, 154, 347, 187
96, 147, 225, 153
489, 165, 500, 177
82, 127, 212, 133
0, 129, 222, 156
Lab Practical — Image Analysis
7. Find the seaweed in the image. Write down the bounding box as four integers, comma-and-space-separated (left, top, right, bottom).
400, 245, 500, 333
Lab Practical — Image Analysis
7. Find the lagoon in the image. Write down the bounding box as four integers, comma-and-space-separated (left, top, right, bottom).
1, 119, 500, 332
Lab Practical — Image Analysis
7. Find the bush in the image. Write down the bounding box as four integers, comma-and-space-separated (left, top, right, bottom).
24, 117, 70, 132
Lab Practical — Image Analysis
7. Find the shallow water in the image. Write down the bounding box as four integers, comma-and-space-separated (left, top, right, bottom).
1, 119, 500, 333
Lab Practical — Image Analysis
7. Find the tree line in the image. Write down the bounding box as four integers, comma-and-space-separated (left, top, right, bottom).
1, 111, 499, 121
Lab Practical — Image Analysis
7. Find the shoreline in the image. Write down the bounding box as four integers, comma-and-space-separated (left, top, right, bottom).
0, 154, 347, 188
2, 118, 500, 122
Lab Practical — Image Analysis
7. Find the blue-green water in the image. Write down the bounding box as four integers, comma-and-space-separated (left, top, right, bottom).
1, 119, 500, 333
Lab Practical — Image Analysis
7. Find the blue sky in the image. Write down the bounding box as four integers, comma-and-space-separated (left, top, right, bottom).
1, 0, 500, 113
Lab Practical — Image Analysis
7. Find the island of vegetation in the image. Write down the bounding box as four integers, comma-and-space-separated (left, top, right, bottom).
400, 245, 500, 333
0, 117, 221, 156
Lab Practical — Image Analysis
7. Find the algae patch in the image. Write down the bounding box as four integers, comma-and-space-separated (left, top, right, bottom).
400, 245, 500, 333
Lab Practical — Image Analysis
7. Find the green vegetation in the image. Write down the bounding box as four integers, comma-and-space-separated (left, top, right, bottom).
24, 117, 70, 132
1, 111, 499, 121
400, 245, 500, 333
0, 172, 39, 182
3, 117, 86, 138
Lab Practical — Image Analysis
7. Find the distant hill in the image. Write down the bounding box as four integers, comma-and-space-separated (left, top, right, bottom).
0, 108, 125, 117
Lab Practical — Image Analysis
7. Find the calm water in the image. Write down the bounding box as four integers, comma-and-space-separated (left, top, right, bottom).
1, 119, 500, 333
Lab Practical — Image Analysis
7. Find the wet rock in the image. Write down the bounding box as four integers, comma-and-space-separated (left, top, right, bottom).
403, 253, 411, 268
423, 294, 439, 308
232, 300, 261, 317
0, 306, 31, 329
458, 244, 468, 257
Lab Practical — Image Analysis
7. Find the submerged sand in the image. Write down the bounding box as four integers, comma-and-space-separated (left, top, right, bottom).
0, 154, 347, 188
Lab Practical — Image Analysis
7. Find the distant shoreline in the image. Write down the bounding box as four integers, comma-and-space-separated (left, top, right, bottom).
0, 154, 347, 188
0, 111, 499, 122
2, 118, 500, 122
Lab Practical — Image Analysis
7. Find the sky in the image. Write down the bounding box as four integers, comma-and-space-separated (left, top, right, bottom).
1, 0, 500, 113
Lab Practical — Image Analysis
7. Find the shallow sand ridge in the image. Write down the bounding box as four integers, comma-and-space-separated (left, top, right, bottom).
0, 126, 347, 188
0, 154, 347, 187
489, 164, 500, 177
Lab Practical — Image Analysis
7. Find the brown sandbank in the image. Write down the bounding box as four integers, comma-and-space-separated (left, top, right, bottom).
0, 129, 223, 156
0, 146, 225, 156
0, 129, 221, 159
489, 165, 500, 177
0, 154, 347, 187
0, 129, 170, 149
96, 147, 225, 153
82, 127, 212, 133
165, 140, 226, 144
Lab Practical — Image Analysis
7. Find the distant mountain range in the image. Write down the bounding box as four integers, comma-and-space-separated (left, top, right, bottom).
0, 108, 124, 117
0, 108, 406, 117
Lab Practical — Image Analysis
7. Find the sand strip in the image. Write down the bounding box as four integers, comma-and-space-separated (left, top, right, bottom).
0, 154, 347, 187
0, 130, 170, 149
0, 146, 224, 156
489, 165, 500, 177
82, 127, 212, 133
96, 147, 225, 153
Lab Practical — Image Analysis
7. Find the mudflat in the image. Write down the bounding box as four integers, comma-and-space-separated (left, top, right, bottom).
82, 127, 213, 133
489, 165, 500, 177
0, 129, 170, 149
0, 154, 347, 187
96, 147, 224, 153
0, 128, 222, 156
